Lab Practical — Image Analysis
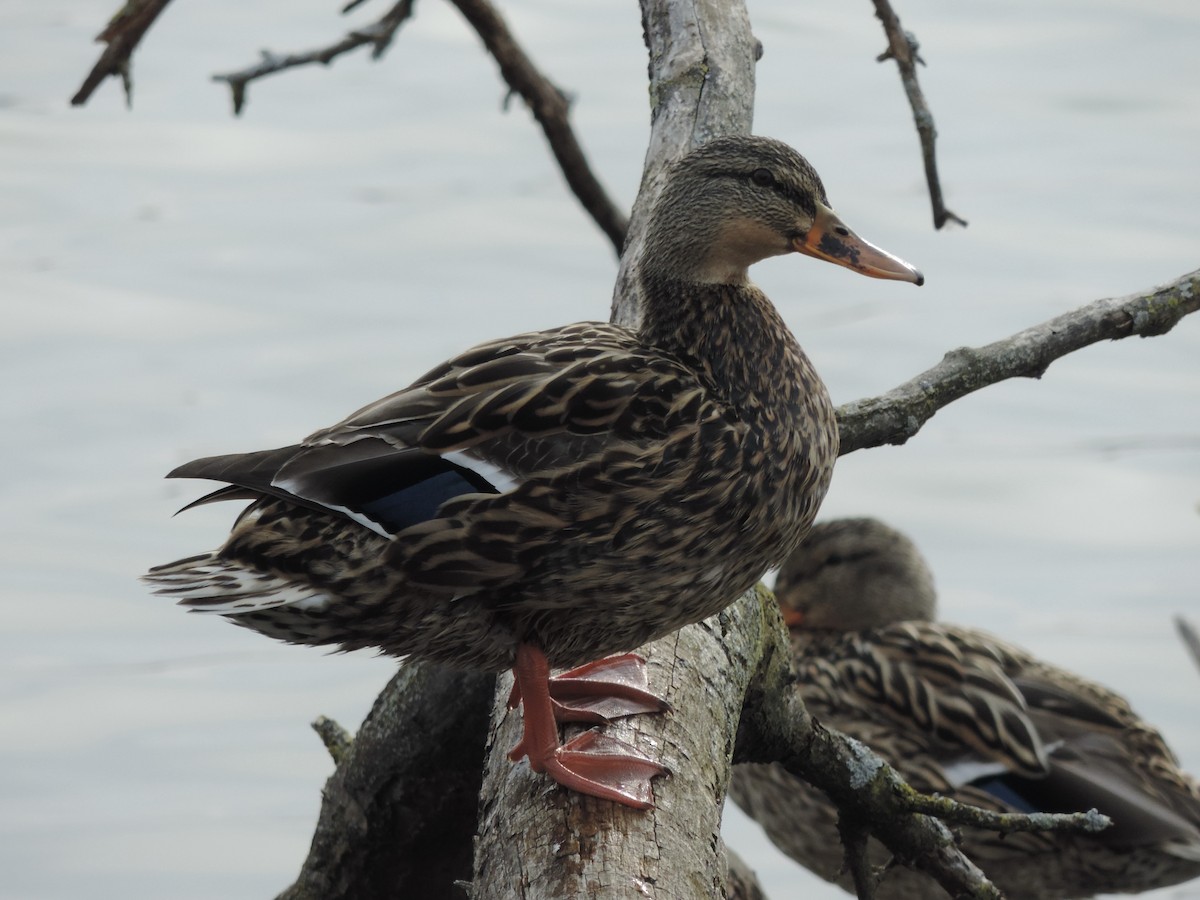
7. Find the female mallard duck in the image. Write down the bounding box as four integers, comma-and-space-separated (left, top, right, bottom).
145, 137, 922, 809
730, 517, 1200, 897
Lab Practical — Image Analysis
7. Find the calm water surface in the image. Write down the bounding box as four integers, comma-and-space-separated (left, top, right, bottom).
1, 1, 1198, 898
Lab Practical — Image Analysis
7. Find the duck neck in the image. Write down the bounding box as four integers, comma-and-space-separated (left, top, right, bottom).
635, 272, 808, 413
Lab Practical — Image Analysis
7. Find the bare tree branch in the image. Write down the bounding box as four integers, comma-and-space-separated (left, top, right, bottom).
205, 0, 628, 250
899, 790, 1109, 836
837, 268, 1200, 454
734, 602, 1006, 900
70, 0, 175, 107
211, 0, 416, 116
275, 664, 494, 900
444, 0, 629, 253
310, 715, 353, 765
870, 0, 966, 230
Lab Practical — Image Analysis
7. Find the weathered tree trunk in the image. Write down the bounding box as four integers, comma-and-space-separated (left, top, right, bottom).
470, 2, 761, 895
276, 664, 495, 900
473, 589, 773, 898
611, 0, 758, 328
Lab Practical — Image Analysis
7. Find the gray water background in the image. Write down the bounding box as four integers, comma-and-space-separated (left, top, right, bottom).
2, 1, 1198, 897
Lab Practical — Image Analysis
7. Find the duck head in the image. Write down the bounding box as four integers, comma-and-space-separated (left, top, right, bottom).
643, 136, 924, 287
774, 517, 938, 631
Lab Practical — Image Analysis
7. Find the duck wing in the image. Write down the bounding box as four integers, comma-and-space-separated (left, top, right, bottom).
169, 322, 734, 589
996, 664, 1200, 852
802, 621, 1050, 785
842, 626, 1200, 851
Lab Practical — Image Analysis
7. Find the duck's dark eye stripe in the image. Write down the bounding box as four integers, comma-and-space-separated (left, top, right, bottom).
781, 183, 817, 217
769, 180, 816, 218
798, 195, 817, 217
740, 169, 817, 217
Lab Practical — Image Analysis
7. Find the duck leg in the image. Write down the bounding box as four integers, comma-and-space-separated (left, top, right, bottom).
508, 652, 671, 724
506, 643, 669, 809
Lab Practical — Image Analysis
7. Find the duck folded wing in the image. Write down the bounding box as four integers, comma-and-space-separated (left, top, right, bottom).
169, 441, 499, 538
1005, 670, 1200, 853
813, 621, 1051, 781
167, 326, 726, 576
313, 325, 718, 455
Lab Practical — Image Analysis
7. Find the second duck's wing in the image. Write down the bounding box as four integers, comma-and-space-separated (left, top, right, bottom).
799, 620, 1051, 785
1001, 661, 1200, 853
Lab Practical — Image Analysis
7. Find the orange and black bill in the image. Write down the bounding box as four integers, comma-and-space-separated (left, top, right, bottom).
794, 201, 924, 285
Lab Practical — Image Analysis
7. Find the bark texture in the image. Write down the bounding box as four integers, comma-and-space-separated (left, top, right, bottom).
471, 3, 760, 893
610, 0, 759, 328
837, 268, 1200, 454
276, 664, 494, 900
472, 590, 770, 898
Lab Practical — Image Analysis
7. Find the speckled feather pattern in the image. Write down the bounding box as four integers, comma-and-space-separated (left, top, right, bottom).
734, 628, 1200, 897
148, 283, 835, 671
148, 136, 929, 812
730, 519, 1200, 899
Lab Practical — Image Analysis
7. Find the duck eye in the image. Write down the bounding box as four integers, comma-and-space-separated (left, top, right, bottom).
750, 168, 775, 188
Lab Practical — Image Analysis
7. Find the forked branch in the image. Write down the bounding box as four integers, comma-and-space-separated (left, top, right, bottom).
871, 0, 966, 229
211, 0, 416, 116
734, 595, 1110, 900
70, 0, 176, 107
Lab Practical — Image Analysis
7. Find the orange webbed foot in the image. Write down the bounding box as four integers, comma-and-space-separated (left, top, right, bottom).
507, 644, 670, 809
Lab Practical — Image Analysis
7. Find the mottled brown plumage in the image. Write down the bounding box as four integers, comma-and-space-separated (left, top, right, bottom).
146, 137, 922, 807
730, 517, 1200, 897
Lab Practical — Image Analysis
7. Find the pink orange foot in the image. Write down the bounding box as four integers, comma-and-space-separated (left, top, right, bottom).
508, 652, 671, 724
542, 728, 668, 809
507, 644, 670, 809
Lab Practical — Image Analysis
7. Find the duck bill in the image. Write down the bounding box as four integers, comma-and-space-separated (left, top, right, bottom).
794, 202, 924, 285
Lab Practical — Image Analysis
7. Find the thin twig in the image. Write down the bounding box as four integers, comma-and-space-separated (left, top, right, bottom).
205, 0, 628, 251
1176, 615, 1200, 678
211, 0, 415, 116
310, 715, 354, 765
870, 0, 966, 229
444, 0, 629, 254
837, 268, 1200, 455
70, 0, 176, 107
838, 815, 879, 900
897, 784, 1111, 835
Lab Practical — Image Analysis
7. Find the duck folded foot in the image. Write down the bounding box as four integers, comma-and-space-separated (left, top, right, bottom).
507, 643, 669, 809
508, 652, 671, 724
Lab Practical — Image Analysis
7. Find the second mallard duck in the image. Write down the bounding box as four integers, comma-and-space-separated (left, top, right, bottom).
145, 137, 923, 808
730, 517, 1200, 897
